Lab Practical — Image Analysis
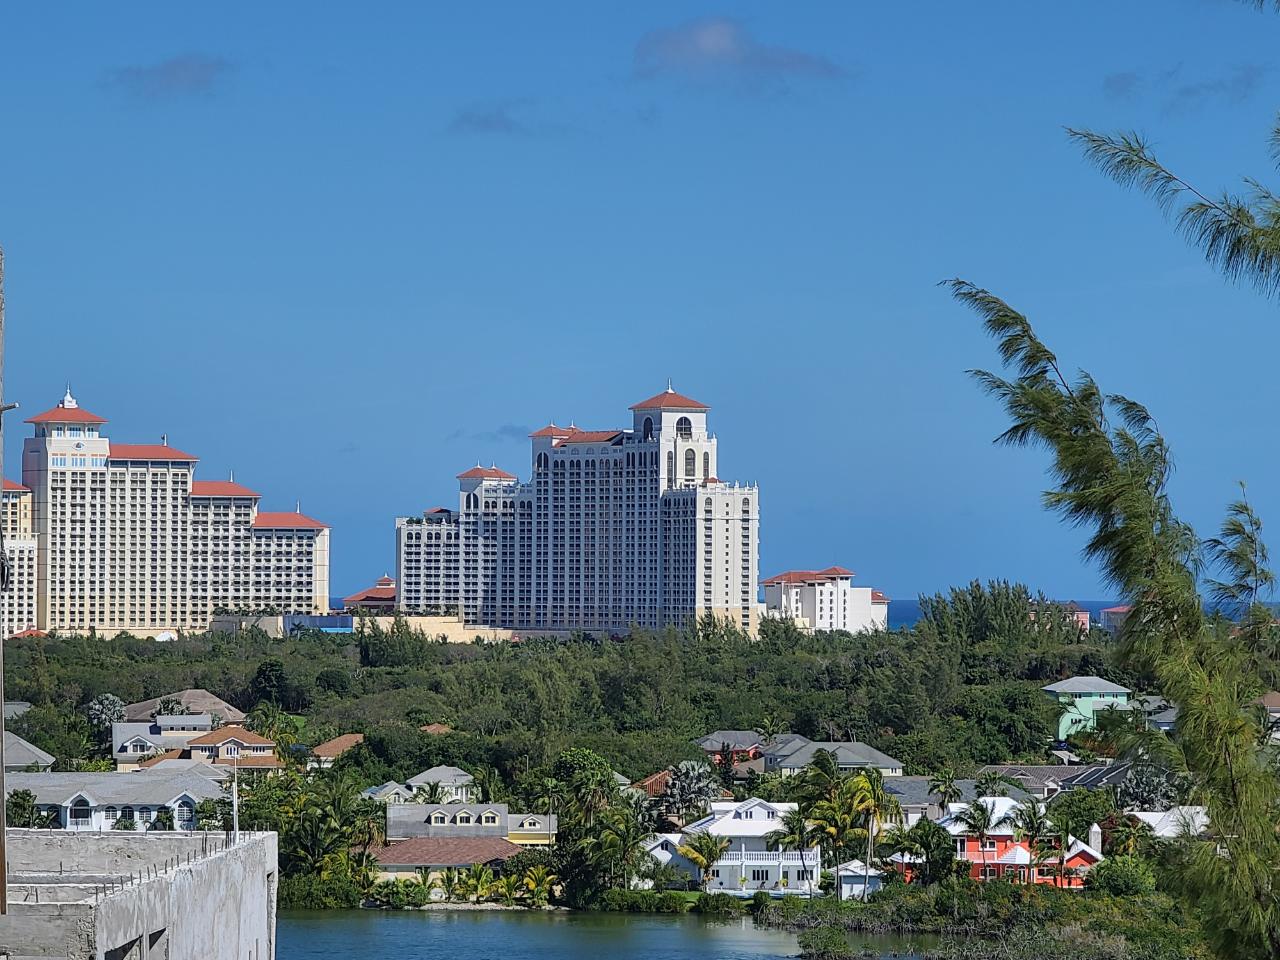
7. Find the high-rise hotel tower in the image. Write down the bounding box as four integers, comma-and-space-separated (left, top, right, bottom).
3, 389, 329, 637
397, 386, 759, 634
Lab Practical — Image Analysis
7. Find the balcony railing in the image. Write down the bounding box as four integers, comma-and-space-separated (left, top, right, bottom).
714, 850, 820, 867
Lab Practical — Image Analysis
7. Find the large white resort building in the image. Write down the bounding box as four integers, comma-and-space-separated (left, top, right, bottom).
396, 386, 760, 634
0, 389, 329, 638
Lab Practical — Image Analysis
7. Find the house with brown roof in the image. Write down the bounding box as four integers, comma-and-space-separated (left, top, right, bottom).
308, 733, 364, 769
342, 577, 396, 613
185, 725, 281, 772
370, 836, 522, 883
123, 689, 246, 723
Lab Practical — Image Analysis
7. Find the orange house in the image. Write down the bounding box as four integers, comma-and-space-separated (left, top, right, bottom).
938, 798, 1103, 888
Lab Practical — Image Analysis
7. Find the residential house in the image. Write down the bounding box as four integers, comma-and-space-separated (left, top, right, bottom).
386, 803, 558, 846
640, 833, 700, 888
886, 776, 1031, 823
185, 726, 282, 773
6, 771, 222, 831
111, 715, 216, 771
1100, 605, 1133, 636
977, 764, 1095, 800
368, 837, 522, 884
136, 758, 232, 783
4, 731, 54, 772
1030, 600, 1092, 633
683, 798, 821, 897
308, 733, 364, 770
361, 781, 415, 804
123, 689, 245, 723
1130, 806, 1207, 839
836, 860, 883, 900
695, 731, 764, 765
1041, 676, 1132, 740
938, 797, 1103, 887
764, 735, 903, 777
406, 765, 476, 802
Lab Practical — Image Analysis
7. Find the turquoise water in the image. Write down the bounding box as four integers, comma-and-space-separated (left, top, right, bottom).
278, 909, 803, 960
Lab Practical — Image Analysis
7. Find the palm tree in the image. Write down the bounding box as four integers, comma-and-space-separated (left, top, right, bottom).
441, 866, 465, 902
492, 873, 522, 905
799, 749, 845, 804
523, 864, 557, 907
535, 777, 563, 849
998, 798, 1052, 884
464, 863, 495, 902
766, 807, 821, 899
596, 808, 653, 889
677, 830, 731, 892
953, 799, 996, 882
413, 782, 446, 804
849, 768, 903, 900
809, 779, 867, 901
350, 798, 386, 854
928, 769, 963, 807
974, 770, 1021, 798
350, 850, 381, 895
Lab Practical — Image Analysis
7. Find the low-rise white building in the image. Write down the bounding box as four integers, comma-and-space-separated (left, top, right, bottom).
763, 567, 888, 633
405, 765, 476, 803
6, 770, 223, 830
683, 798, 820, 896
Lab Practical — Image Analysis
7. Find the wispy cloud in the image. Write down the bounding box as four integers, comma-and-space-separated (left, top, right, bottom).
1102, 71, 1141, 100
1101, 62, 1267, 114
447, 423, 532, 442
448, 100, 564, 137
1164, 63, 1266, 115
105, 54, 234, 99
634, 17, 842, 87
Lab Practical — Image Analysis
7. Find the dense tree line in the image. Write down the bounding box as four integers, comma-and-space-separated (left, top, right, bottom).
3, 581, 1116, 780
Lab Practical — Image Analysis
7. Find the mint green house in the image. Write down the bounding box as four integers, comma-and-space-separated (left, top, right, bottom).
1042, 676, 1132, 741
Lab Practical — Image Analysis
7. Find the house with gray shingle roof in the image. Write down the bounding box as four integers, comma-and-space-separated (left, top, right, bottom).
6, 771, 222, 830
406, 765, 475, 802
111, 715, 215, 770
763, 736, 903, 776
4, 731, 54, 772
1042, 676, 1132, 740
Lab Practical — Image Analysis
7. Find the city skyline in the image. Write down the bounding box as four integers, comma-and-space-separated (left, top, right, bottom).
4, 3, 1279, 602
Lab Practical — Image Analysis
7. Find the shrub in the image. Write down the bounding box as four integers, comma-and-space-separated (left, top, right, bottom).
278, 873, 363, 909
693, 892, 743, 915
656, 891, 690, 913
751, 890, 772, 914
797, 925, 855, 959
1085, 856, 1157, 897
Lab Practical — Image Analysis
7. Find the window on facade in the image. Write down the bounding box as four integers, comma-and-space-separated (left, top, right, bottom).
456, 812, 473, 824
431, 813, 447, 824
122, 806, 135, 821
666, 451, 675, 477
751, 869, 768, 882
675, 416, 692, 439
642, 417, 654, 441
105, 806, 119, 821
683, 449, 695, 478
138, 806, 153, 823
176, 800, 194, 827
70, 799, 91, 823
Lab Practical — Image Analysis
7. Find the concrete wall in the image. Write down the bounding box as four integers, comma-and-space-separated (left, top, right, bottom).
3, 830, 278, 960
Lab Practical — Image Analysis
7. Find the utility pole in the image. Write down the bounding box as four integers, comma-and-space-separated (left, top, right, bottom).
0, 246, 11, 915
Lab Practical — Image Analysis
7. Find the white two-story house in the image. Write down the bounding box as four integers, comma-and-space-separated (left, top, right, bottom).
682, 798, 821, 897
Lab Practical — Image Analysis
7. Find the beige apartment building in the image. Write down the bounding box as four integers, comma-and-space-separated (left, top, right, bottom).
397, 386, 759, 634
10, 389, 329, 637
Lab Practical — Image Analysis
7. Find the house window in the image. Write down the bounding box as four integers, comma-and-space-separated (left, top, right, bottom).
70, 799, 91, 824
751, 869, 768, 882
482, 812, 499, 825
980, 866, 998, 880
676, 417, 692, 440
797, 869, 812, 881
456, 812, 473, 824
176, 800, 194, 828
105, 806, 119, 821
121, 806, 135, 822
522, 818, 538, 829
431, 813, 447, 824
138, 806, 153, 823
956, 839, 966, 857
225, 744, 240, 757
981, 839, 997, 852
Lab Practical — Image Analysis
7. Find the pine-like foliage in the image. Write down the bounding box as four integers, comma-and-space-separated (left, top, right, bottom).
1067, 124, 1280, 297
951, 279, 1280, 960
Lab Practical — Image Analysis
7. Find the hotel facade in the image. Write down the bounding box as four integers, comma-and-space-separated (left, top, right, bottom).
1, 390, 329, 637
396, 387, 760, 634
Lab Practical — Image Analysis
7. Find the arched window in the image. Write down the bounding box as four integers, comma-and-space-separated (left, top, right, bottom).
176, 800, 194, 828
138, 806, 153, 823
121, 806, 135, 823
684, 449, 695, 478
70, 798, 91, 825
536, 452, 549, 473
703, 452, 710, 479
742, 498, 751, 513
705, 498, 713, 512
642, 417, 654, 441
105, 805, 119, 822
676, 416, 692, 440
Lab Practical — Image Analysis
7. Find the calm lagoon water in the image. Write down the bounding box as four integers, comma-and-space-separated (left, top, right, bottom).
278, 909, 804, 960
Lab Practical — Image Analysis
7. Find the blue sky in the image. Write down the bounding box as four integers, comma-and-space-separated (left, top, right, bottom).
2, 1, 1279, 601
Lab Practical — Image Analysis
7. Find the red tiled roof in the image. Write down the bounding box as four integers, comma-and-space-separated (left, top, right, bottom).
1101, 605, 1133, 614
4, 479, 29, 492
426, 507, 451, 515
136, 749, 185, 768
871, 590, 890, 603
189, 480, 260, 498
633, 769, 671, 798
109, 443, 198, 462
10, 629, 48, 639
371, 837, 522, 866
457, 466, 517, 481
252, 511, 328, 530
529, 424, 571, 438
344, 585, 396, 605
312, 733, 364, 759
420, 722, 454, 735
187, 725, 274, 747
212, 754, 284, 768
26, 405, 106, 425
553, 430, 623, 446
630, 388, 708, 411
763, 568, 855, 585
